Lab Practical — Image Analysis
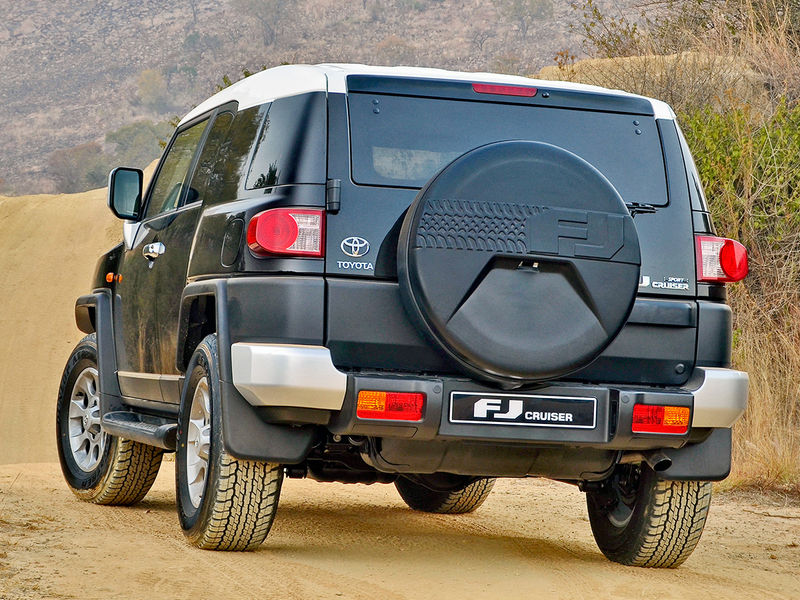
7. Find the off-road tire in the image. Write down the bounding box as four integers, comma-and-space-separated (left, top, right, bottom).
395, 475, 495, 514
56, 334, 163, 505
176, 334, 283, 551
586, 464, 712, 568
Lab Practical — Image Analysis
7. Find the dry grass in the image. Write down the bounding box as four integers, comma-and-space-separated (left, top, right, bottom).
728, 253, 800, 490
539, 1, 800, 489
538, 51, 769, 114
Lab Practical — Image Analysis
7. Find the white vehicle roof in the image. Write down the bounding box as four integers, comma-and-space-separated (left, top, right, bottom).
180, 63, 675, 125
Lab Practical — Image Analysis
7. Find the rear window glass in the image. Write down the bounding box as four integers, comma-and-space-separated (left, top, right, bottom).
349, 93, 669, 206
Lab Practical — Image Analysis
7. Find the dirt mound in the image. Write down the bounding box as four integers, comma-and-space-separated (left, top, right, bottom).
0, 162, 155, 465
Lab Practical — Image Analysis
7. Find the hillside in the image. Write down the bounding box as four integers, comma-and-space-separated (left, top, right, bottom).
0, 0, 635, 195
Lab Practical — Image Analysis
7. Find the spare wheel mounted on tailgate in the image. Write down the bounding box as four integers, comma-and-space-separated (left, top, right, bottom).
397, 140, 641, 385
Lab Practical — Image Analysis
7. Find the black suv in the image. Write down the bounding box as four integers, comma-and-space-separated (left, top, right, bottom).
56, 64, 749, 567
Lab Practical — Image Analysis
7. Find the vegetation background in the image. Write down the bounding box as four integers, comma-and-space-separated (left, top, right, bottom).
542, 0, 800, 491
0, 0, 797, 491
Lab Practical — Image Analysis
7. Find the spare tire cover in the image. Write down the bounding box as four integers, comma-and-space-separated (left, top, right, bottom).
397, 141, 641, 384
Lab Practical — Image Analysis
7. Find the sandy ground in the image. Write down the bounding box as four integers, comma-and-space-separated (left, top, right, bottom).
0, 188, 120, 465
0, 178, 798, 598
0, 463, 798, 599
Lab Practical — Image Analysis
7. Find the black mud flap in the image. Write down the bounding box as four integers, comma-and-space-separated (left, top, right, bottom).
219, 381, 315, 464
658, 428, 732, 481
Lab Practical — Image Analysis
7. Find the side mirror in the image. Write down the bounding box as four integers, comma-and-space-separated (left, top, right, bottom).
108, 167, 143, 220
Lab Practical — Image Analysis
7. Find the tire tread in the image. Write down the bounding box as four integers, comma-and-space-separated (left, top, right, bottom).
87, 440, 164, 506
588, 471, 712, 568
189, 455, 283, 551
396, 477, 495, 514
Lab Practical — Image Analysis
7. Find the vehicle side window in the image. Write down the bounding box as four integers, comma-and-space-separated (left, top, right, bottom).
245, 93, 327, 190
204, 105, 267, 205
187, 112, 234, 204
144, 120, 208, 220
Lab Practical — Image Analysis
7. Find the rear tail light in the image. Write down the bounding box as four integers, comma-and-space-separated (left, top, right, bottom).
695, 235, 748, 282
472, 83, 537, 97
247, 208, 324, 257
632, 404, 690, 434
356, 391, 425, 421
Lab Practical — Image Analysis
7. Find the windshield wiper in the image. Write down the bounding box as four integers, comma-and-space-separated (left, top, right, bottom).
626, 202, 657, 217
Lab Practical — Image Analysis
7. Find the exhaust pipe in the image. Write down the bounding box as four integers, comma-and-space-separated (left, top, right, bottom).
618, 450, 673, 472
643, 450, 672, 472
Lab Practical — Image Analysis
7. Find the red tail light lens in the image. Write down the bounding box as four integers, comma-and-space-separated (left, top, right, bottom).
472, 83, 537, 97
632, 404, 690, 435
356, 391, 425, 421
247, 208, 324, 257
695, 235, 748, 282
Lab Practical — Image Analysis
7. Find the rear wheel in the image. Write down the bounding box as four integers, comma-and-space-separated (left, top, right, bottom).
175, 334, 283, 551
56, 334, 163, 505
586, 464, 712, 568
395, 474, 495, 514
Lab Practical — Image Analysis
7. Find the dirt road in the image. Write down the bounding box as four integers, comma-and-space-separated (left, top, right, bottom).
0, 183, 798, 599
1, 462, 798, 600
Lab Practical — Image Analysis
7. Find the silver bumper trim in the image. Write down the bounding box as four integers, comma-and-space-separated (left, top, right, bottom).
686, 367, 748, 428
231, 343, 347, 410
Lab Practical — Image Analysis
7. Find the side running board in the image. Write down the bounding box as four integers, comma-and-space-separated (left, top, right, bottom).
102, 411, 178, 450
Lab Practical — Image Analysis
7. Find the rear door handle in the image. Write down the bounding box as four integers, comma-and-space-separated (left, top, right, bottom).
143, 242, 166, 260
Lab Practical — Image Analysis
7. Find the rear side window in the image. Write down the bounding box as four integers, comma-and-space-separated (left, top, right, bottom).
203, 105, 267, 205
245, 92, 327, 189
348, 93, 669, 206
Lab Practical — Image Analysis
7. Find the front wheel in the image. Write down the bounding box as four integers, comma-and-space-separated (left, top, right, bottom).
56, 334, 163, 505
175, 334, 284, 551
586, 464, 712, 568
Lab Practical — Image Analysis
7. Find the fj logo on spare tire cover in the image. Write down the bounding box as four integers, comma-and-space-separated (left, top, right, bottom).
527, 207, 625, 259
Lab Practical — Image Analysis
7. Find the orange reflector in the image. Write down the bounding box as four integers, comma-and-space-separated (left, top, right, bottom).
106, 272, 114, 283
357, 391, 425, 421
632, 405, 690, 434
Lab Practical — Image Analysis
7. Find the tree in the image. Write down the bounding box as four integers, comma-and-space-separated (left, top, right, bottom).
106, 120, 173, 169
491, 0, 553, 37
471, 28, 495, 52
232, 0, 292, 46
47, 142, 109, 194
136, 69, 171, 112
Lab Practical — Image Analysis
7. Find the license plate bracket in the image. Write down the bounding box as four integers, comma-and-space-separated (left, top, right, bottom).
449, 391, 597, 429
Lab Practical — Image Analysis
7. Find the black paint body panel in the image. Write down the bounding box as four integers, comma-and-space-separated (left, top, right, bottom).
72, 77, 737, 476
326, 279, 699, 387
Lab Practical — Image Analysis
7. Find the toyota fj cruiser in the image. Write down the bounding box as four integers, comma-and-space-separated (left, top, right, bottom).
56, 64, 749, 567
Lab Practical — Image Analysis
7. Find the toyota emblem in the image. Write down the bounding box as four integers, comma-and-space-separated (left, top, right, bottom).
340, 236, 370, 258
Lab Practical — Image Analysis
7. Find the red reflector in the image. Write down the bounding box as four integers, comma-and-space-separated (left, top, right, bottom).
632, 405, 690, 434
695, 235, 748, 283
247, 208, 324, 257
357, 391, 425, 421
472, 83, 537, 97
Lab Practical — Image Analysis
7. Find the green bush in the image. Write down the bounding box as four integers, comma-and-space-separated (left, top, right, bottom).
679, 100, 800, 488
680, 101, 800, 247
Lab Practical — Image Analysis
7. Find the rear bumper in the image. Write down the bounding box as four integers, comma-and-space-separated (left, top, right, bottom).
689, 367, 749, 428
230, 342, 748, 444
231, 343, 347, 410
